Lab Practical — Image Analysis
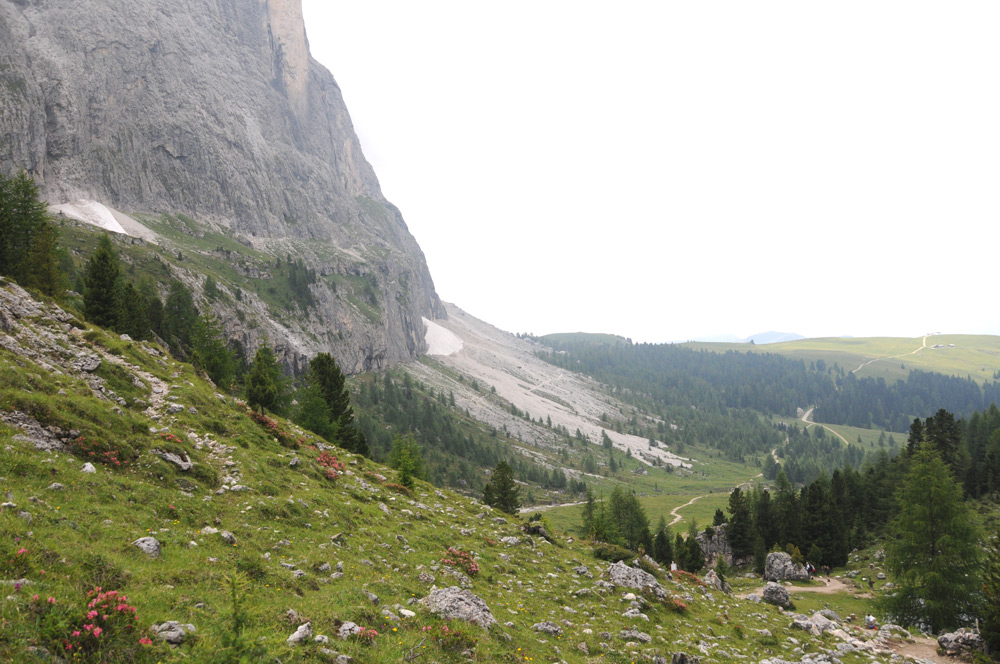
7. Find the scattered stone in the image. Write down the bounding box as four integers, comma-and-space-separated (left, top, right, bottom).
132, 537, 162, 559
287, 622, 312, 645
338, 621, 362, 640
619, 628, 652, 643
81, 463, 96, 474
150, 621, 195, 644
532, 621, 563, 636
671, 654, 700, 664
365, 591, 379, 605
420, 587, 497, 628
220, 530, 236, 545
702, 569, 732, 594
46, 483, 64, 491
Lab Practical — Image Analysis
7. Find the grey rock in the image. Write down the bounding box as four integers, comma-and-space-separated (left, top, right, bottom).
938, 628, 982, 656
572, 565, 593, 578
702, 569, 732, 594
532, 621, 563, 636
763, 552, 810, 582
150, 621, 195, 644
286, 622, 312, 645
338, 621, 362, 640
420, 586, 497, 628
46, 483, 64, 491
619, 628, 652, 643
152, 449, 193, 471
132, 537, 162, 558
606, 561, 667, 599
365, 591, 379, 605
220, 530, 237, 545
762, 581, 791, 608
671, 654, 700, 664
166, 403, 185, 415
81, 463, 96, 474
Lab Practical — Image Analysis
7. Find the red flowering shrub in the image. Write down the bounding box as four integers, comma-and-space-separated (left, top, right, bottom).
65, 435, 135, 468
316, 451, 345, 480
441, 547, 479, 577
246, 410, 296, 447
62, 587, 153, 660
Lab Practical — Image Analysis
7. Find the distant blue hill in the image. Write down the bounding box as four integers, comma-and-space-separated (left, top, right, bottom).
740, 331, 805, 345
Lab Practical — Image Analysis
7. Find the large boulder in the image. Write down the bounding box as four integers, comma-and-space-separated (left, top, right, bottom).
606, 561, 667, 599
761, 581, 791, 608
763, 552, 809, 582
938, 628, 983, 656
420, 587, 497, 628
150, 621, 196, 644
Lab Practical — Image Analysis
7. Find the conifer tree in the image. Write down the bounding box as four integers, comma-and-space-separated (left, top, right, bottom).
117, 280, 150, 339
727, 487, 754, 560
83, 234, 123, 329
308, 352, 367, 456
191, 315, 236, 388
878, 445, 981, 633
389, 435, 424, 489
0, 171, 49, 278
246, 345, 284, 415
652, 516, 673, 566
162, 280, 199, 357
483, 460, 520, 514
684, 521, 705, 572
982, 528, 1000, 656
23, 220, 64, 298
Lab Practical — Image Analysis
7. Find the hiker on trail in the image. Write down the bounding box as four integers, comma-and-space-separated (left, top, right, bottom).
821, 564, 830, 580
865, 613, 877, 629
805, 562, 815, 578
867, 577, 874, 591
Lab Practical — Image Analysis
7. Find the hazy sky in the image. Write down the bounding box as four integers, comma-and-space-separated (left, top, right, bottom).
301, 2, 1000, 342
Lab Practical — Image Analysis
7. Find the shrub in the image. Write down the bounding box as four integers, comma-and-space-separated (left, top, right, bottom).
316, 451, 345, 480
592, 543, 634, 562
441, 547, 479, 577
61, 587, 152, 661
66, 434, 137, 468
432, 624, 477, 653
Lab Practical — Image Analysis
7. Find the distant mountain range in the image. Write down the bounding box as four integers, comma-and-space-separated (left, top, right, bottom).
689, 331, 805, 344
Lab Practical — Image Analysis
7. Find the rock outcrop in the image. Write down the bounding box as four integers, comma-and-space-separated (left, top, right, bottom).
761, 581, 791, 608
0, 0, 444, 372
763, 552, 809, 582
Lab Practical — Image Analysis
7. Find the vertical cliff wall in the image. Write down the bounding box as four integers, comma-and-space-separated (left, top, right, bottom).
0, 0, 444, 371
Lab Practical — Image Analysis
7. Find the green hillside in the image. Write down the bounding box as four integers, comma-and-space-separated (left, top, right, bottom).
0, 282, 916, 664
683, 334, 1000, 384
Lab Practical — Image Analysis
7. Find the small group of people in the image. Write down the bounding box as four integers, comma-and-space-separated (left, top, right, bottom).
865, 613, 878, 629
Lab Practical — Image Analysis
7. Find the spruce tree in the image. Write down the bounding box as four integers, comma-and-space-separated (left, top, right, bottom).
484, 461, 520, 514
0, 171, 49, 279
684, 521, 705, 572
162, 280, 199, 357
83, 234, 123, 329
652, 516, 673, 566
308, 352, 367, 456
22, 220, 64, 298
982, 528, 1000, 656
245, 345, 283, 415
727, 487, 754, 560
878, 445, 981, 633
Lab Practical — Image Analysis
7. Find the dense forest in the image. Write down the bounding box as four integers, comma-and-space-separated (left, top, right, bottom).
539, 335, 1000, 431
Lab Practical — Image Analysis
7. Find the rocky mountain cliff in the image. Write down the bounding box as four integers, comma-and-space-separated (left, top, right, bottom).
0, 0, 443, 371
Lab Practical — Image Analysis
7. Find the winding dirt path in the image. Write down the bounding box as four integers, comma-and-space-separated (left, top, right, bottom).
890, 635, 948, 664
668, 494, 704, 526
851, 335, 929, 375
800, 407, 850, 445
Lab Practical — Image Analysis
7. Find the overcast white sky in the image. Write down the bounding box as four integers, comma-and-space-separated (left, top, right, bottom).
301, 1, 1000, 343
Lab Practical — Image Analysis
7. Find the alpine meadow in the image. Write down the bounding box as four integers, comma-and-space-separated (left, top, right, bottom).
2, 2, 1000, 664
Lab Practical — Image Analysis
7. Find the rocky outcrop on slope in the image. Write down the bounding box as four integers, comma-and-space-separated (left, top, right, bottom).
0, 0, 443, 371
764, 552, 810, 582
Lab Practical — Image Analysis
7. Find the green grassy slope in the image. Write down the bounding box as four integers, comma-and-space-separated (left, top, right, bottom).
682, 334, 1000, 384
0, 283, 899, 664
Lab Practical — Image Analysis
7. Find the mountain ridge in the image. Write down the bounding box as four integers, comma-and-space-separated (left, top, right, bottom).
0, 0, 443, 372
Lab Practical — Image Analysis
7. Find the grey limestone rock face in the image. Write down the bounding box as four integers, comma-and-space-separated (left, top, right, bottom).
763, 552, 810, 582
420, 587, 497, 629
0, 0, 444, 374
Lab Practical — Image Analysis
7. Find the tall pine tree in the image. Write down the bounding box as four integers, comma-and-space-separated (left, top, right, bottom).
83, 234, 123, 329
878, 445, 981, 633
